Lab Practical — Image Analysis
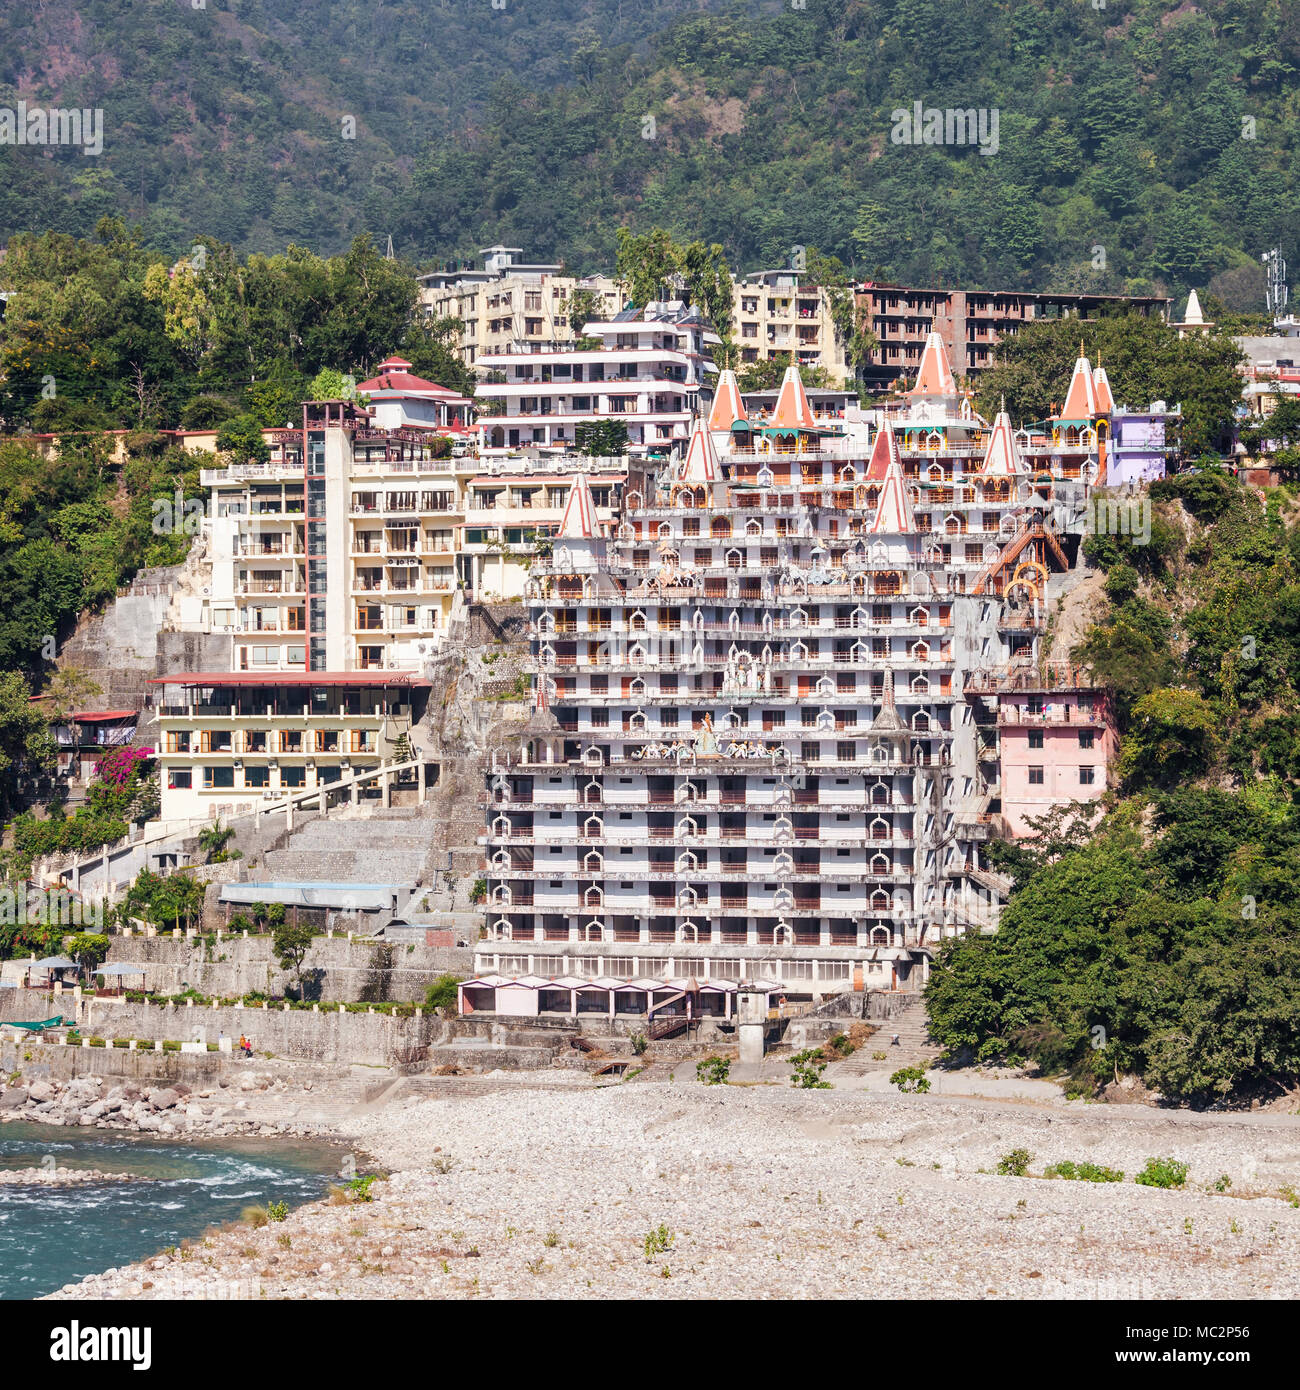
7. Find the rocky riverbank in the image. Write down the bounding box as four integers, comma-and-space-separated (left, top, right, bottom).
43, 1072, 1300, 1300
0, 1166, 138, 1186
0, 1070, 338, 1139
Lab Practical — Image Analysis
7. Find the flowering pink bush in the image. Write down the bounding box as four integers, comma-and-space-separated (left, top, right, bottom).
96, 746, 153, 789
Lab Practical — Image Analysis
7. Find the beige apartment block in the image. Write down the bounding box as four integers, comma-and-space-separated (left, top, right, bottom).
732, 269, 851, 386
152, 672, 427, 824
419, 246, 622, 372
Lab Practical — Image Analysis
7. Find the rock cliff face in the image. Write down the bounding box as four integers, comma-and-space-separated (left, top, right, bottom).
414, 619, 533, 898
55, 540, 230, 748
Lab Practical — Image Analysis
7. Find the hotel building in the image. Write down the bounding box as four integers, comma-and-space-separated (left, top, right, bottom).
475, 301, 719, 458
159, 396, 622, 823
418, 246, 623, 372
474, 334, 1118, 1011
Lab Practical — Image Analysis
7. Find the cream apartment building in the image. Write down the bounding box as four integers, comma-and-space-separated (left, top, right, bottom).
732, 269, 851, 386
419, 246, 623, 372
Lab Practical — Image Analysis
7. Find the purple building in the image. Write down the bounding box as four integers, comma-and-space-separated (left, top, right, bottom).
1107, 403, 1179, 485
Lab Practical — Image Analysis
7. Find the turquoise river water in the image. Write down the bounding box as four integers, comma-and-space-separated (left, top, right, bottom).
0, 1121, 342, 1299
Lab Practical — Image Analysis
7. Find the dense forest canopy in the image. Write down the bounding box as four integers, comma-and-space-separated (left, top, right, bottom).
0, 221, 471, 433
0, 0, 1296, 302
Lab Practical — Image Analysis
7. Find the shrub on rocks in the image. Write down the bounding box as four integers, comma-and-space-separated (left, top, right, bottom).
1136, 1156, 1189, 1189
1043, 1160, 1124, 1182
790, 1049, 831, 1089
695, 1056, 730, 1086
996, 1148, 1032, 1177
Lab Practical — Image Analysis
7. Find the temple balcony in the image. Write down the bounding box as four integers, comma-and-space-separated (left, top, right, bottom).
494, 789, 916, 812
501, 749, 952, 773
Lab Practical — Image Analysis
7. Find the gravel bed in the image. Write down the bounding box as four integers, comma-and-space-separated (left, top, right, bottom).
48, 1080, 1300, 1300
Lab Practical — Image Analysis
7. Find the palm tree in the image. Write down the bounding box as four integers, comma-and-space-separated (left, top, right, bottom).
198, 821, 236, 863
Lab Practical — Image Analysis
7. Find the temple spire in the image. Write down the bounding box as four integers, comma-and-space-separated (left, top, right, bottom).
558, 469, 598, 538
865, 421, 900, 481
708, 368, 747, 431
981, 408, 1020, 477
907, 330, 957, 400
770, 363, 816, 430
1057, 348, 1098, 421
869, 455, 915, 534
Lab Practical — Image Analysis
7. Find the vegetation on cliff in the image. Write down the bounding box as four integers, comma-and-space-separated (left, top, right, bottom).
928, 469, 1300, 1103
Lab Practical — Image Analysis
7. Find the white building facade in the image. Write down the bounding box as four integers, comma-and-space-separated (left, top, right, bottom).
479, 339, 1104, 1004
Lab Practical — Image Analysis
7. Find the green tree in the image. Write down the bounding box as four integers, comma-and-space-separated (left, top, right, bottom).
67, 931, 109, 981
424, 973, 461, 1012
273, 920, 314, 999
306, 367, 354, 401
215, 414, 271, 466
0, 672, 55, 815
1119, 688, 1220, 789
197, 820, 236, 864
574, 419, 629, 456
398, 316, 476, 397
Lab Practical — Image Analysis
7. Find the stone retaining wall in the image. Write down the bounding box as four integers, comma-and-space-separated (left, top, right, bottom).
97, 934, 472, 1002
79, 997, 435, 1066
1, 1038, 227, 1087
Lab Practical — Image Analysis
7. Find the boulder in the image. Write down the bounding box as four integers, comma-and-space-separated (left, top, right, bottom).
147, 1088, 180, 1110
0, 1088, 28, 1109
28, 1081, 56, 1103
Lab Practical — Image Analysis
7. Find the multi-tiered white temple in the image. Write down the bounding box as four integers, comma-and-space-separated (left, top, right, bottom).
472, 334, 1108, 1016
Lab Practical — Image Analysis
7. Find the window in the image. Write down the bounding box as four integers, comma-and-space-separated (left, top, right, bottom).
280, 766, 306, 788
1078, 731, 1094, 749
203, 766, 235, 789
167, 769, 192, 790
244, 765, 269, 788
1079, 766, 1096, 785
1027, 766, 1044, 785
1028, 730, 1043, 749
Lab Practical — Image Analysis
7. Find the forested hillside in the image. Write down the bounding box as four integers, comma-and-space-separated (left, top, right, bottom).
927, 470, 1300, 1103
1, 0, 1296, 300
0, 0, 736, 254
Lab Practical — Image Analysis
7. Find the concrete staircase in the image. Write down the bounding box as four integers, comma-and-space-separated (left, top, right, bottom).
832, 995, 945, 1075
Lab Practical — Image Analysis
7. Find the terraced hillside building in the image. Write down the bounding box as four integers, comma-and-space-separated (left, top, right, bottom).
159, 398, 622, 825
477, 335, 1113, 1007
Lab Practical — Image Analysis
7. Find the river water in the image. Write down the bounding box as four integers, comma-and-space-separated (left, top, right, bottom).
0, 1121, 342, 1300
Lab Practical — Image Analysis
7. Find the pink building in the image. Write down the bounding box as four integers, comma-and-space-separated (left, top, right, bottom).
993, 667, 1117, 836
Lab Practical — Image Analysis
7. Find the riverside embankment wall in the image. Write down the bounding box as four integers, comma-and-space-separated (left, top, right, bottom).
76, 998, 439, 1065
84, 935, 471, 1002
3, 986, 439, 1066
